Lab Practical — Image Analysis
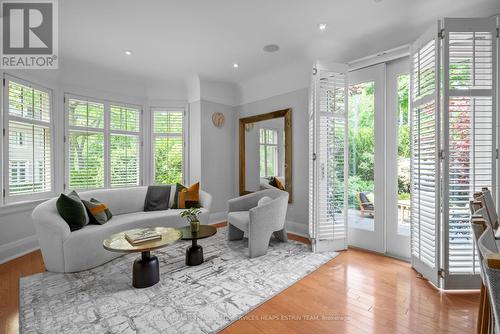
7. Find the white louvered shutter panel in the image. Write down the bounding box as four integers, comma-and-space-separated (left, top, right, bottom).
152, 110, 184, 184
309, 62, 348, 252
442, 17, 497, 288
67, 98, 105, 189
5, 79, 52, 201
410, 23, 441, 287
110, 105, 141, 187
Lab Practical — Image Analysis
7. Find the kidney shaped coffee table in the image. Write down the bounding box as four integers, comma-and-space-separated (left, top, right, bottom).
103, 227, 181, 288
179, 225, 217, 266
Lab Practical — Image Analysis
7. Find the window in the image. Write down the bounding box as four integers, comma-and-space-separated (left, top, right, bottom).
66, 96, 141, 190
10, 161, 28, 184
259, 128, 278, 177
110, 105, 140, 187
67, 98, 105, 189
13, 132, 25, 146
152, 109, 184, 184
4, 78, 52, 201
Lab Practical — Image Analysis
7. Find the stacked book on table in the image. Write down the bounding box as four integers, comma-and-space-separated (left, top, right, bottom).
125, 230, 162, 245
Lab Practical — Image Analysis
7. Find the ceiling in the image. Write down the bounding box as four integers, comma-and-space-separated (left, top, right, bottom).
59, 0, 498, 86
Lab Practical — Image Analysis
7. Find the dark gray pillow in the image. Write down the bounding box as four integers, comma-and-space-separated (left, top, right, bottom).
144, 185, 171, 211
82, 198, 112, 225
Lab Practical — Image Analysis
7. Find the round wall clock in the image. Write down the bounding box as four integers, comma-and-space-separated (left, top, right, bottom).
212, 112, 225, 127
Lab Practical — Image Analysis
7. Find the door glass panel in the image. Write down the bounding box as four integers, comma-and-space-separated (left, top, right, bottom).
348, 82, 375, 231
397, 74, 411, 236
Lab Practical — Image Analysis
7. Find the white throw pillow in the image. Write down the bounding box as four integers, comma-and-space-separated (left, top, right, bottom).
257, 196, 273, 206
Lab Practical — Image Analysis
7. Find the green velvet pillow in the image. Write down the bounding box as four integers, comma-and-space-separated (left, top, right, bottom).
56, 191, 89, 231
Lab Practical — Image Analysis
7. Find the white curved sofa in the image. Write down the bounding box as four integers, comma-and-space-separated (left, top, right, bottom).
32, 186, 212, 273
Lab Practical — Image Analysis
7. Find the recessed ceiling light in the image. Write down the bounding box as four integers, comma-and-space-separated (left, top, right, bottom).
263, 44, 280, 53
233, 63, 239, 69
318, 23, 327, 31
124, 50, 132, 56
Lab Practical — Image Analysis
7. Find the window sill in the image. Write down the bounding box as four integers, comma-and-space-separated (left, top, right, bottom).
0, 198, 50, 217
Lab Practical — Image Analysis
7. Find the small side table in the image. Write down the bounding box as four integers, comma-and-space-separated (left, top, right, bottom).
179, 225, 217, 266
103, 227, 181, 288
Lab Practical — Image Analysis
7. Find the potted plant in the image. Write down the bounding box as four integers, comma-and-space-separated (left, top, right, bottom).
180, 208, 202, 232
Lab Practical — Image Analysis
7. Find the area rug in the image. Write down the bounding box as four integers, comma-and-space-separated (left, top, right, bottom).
19, 228, 337, 333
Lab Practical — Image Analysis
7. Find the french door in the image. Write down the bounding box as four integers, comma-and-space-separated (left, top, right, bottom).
347, 64, 385, 253
386, 58, 411, 260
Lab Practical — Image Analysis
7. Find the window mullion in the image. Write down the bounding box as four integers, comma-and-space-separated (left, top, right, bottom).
104, 102, 110, 189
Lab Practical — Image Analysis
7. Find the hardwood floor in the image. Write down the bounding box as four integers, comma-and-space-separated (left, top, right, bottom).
0, 232, 479, 334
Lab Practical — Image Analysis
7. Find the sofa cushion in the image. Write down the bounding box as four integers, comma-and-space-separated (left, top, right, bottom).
82, 198, 112, 225
79, 187, 148, 216
173, 182, 201, 209
228, 211, 250, 233
56, 191, 89, 231
144, 185, 172, 211
269, 177, 285, 190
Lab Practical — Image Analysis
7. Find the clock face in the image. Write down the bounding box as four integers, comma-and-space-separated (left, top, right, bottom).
212, 112, 225, 127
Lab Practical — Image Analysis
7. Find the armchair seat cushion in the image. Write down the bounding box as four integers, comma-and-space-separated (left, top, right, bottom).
227, 211, 250, 233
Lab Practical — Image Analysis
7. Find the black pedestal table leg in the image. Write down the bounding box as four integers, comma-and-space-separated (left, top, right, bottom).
133, 251, 160, 288
186, 239, 204, 266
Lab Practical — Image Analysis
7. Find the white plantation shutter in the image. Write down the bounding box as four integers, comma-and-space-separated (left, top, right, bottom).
4, 78, 53, 201
309, 62, 348, 252
152, 109, 184, 184
110, 105, 141, 187
66, 97, 142, 190
410, 23, 441, 287
442, 17, 497, 288
410, 17, 498, 289
67, 98, 105, 189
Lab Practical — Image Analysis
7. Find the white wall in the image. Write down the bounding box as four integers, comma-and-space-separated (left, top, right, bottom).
236, 88, 310, 236
188, 100, 202, 184
237, 60, 310, 105
200, 100, 236, 217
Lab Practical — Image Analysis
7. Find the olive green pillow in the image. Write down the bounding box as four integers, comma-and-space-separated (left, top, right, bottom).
56, 191, 89, 231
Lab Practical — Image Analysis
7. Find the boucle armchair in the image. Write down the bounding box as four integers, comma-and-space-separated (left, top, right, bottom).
227, 189, 289, 258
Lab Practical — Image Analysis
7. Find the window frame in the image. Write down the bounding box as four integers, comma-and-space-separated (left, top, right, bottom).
2, 75, 55, 204
109, 103, 142, 188
259, 127, 279, 177
150, 107, 186, 185
64, 93, 143, 191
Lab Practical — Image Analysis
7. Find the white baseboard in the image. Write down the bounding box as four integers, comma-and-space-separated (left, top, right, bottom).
286, 220, 309, 238
209, 211, 227, 224
0, 235, 39, 264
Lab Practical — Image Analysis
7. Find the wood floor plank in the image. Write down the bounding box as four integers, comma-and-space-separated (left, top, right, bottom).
0, 241, 479, 334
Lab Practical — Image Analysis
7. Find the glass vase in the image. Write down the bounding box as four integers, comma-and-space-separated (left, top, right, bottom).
190, 220, 200, 232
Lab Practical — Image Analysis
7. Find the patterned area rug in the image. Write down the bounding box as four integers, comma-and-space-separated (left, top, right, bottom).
20, 228, 337, 334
